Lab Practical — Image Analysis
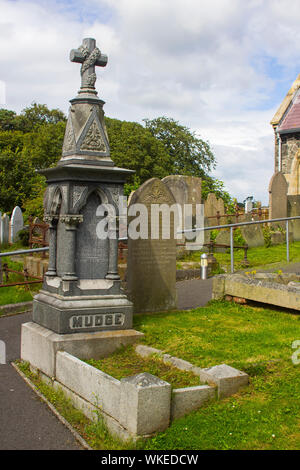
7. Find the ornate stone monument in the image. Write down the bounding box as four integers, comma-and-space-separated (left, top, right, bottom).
29, 38, 134, 335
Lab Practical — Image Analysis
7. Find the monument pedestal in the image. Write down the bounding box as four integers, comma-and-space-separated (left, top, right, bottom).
33, 276, 133, 334
21, 321, 144, 378
23, 37, 140, 374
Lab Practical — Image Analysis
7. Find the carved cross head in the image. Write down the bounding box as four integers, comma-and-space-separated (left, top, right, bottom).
70, 38, 108, 91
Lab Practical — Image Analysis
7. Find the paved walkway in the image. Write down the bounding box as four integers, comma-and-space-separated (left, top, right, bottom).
0, 311, 83, 450
0, 278, 213, 450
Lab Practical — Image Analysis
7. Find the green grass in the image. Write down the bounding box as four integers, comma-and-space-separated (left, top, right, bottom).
17, 300, 300, 449
180, 240, 300, 272
86, 345, 200, 389
133, 301, 300, 450
0, 242, 42, 308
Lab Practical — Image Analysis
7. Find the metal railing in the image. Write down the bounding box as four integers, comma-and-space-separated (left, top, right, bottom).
1, 216, 300, 278
180, 215, 300, 273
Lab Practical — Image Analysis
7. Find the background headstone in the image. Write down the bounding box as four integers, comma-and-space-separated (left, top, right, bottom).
216, 198, 225, 219
245, 197, 253, 214
162, 175, 202, 244
214, 230, 230, 253
0, 214, 9, 245
127, 178, 177, 313
269, 172, 288, 227
10, 206, 24, 243
204, 193, 219, 226
287, 195, 300, 241
240, 223, 264, 248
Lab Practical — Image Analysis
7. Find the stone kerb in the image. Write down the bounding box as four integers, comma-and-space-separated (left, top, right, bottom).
22, 327, 249, 440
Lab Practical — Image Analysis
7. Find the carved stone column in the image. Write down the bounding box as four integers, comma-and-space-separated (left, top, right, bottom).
60, 215, 83, 281
106, 215, 120, 280
44, 215, 58, 277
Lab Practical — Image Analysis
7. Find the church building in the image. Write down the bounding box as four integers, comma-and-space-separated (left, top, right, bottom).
271, 74, 300, 195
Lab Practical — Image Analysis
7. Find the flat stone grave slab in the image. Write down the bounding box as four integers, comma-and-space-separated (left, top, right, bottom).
213, 272, 300, 311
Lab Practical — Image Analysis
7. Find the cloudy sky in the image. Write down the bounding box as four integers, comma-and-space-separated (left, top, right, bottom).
1, 0, 300, 204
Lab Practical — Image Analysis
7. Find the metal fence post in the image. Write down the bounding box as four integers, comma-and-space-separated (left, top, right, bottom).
230, 226, 234, 273
286, 220, 289, 263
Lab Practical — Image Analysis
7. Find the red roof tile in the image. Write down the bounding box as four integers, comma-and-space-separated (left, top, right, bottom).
279, 93, 300, 132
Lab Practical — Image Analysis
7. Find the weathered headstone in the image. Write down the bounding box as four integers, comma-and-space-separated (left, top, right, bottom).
240, 223, 264, 248
216, 198, 225, 218
127, 178, 177, 313
215, 230, 230, 253
0, 214, 9, 245
287, 195, 300, 241
161, 175, 202, 208
204, 193, 219, 226
10, 206, 23, 243
269, 172, 288, 227
161, 175, 202, 245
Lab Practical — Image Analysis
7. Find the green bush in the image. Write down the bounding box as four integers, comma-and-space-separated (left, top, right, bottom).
17, 228, 29, 246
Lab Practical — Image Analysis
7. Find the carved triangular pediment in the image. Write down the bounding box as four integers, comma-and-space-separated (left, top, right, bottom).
80, 118, 107, 152
62, 115, 76, 154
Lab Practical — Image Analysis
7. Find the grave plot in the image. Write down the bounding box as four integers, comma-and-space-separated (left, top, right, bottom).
21, 327, 248, 441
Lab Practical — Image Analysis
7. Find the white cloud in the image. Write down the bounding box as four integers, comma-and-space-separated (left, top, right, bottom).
1, 0, 300, 204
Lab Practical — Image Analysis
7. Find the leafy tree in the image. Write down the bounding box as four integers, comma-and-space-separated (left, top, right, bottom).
22, 121, 66, 169
0, 148, 35, 212
105, 117, 172, 183
0, 104, 66, 214
143, 116, 216, 177
0, 109, 18, 131
16, 103, 66, 133
0, 105, 233, 217
201, 177, 233, 208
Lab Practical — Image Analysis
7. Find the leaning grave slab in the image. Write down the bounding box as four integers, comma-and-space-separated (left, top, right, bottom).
21, 38, 249, 441
213, 272, 300, 310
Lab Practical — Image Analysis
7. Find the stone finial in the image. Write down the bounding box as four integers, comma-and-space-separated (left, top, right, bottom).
70, 38, 108, 93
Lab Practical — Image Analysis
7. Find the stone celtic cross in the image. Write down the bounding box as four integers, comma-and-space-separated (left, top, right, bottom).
70, 38, 108, 91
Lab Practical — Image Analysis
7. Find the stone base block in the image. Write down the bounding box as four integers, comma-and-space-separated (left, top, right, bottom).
171, 385, 216, 420
199, 364, 249, 398
119, 373, 171, 435
33, 291, 133, 334
21, 321, 144, 377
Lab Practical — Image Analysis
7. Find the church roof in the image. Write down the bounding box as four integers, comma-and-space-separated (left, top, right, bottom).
278, 91, 300, 134
271, 73, 300, 130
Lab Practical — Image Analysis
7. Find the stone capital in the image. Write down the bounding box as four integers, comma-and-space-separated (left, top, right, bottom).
60, 214, 83, 228
43, 215, 59, 227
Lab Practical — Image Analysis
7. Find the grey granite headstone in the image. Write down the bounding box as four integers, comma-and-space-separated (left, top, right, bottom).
127, 178, 177, 313
10, 206, 23, 243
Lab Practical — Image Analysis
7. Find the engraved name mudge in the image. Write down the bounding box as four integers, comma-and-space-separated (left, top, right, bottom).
70, 313, 125, 329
